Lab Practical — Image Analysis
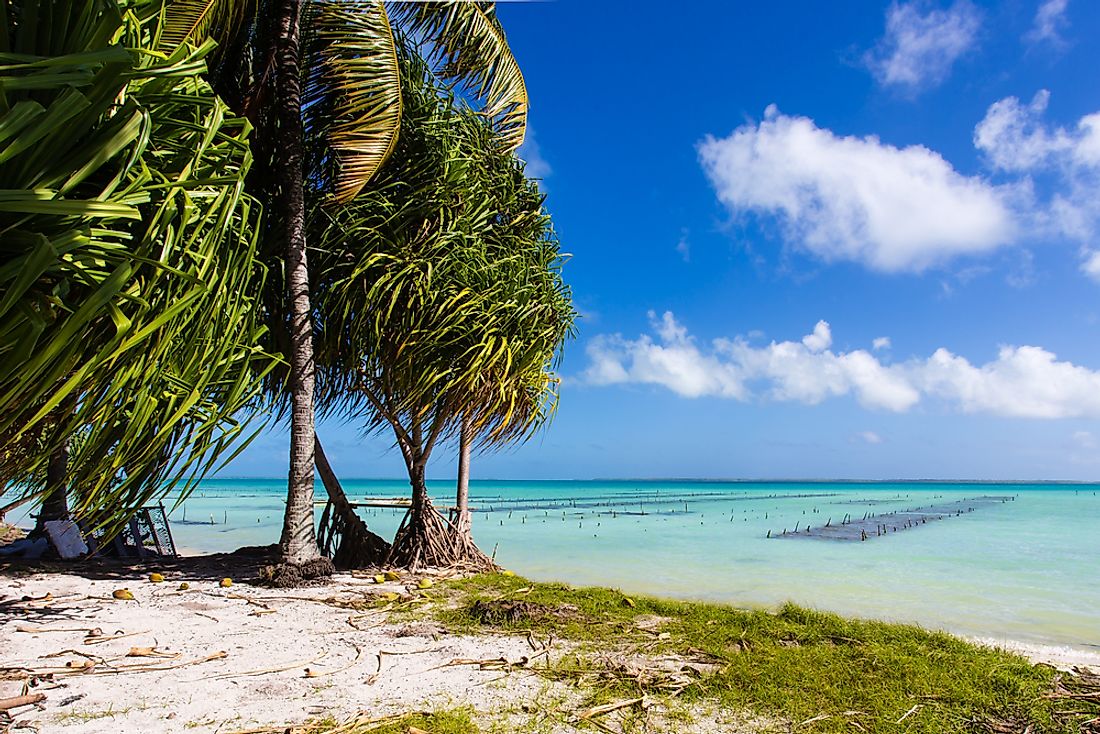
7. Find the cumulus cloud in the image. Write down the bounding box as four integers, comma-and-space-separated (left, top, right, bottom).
863, 1, 981, 92
584, 312, 1100, 419
1025, 0, 1070, 47
975, 90, 1100, 173
1080, 250, 1100, 282
974, 90, 1100, 254
584, 311, 746, 400
698, 106, 1018, 273
699, 92, 1100, 277
918, 345, 1100, 418
859, 431, 884, 444
873, 337, 892, 351
801, 321, 832, 352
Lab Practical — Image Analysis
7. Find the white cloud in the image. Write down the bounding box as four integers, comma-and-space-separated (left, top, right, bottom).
1025, 0, 1070, 47
974, 90, 1100, 173
699, 107, 1018, 273
859, 431, 884, 444
863, 1, 981, 92
584, 311, 746, 400
974, 90, 1100, 253
676, 233, 691, 263
918, 345, 1100, 418
801, 320, 832, 352
517, 130, 552, 181
584, 312, 1100, 419
1080, 250, 1100, 282
873, 337, 892, 351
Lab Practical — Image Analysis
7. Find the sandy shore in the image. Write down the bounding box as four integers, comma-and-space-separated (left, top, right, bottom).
969, 636, 1100, 671
2, 555, 1096, 733
1, 557, 574, 733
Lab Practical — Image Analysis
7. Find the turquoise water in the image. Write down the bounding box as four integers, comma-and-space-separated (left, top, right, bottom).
7, 480, 1100, 650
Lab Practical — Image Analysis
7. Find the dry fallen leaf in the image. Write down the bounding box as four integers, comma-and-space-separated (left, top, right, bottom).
127, 647, 179, 659
112, 589, 134, 601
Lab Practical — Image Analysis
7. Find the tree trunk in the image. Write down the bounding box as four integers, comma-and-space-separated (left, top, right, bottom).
272, 0, 324, 573
384, 419, 493, 571
448, 413, 491, 568
314, 435, 389, 568
34, 434, 71, 535
385, 427, 451, 569
454, 413, 472, 533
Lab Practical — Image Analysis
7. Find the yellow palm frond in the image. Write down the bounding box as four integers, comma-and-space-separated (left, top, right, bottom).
158, 0, 249, 51
391, 1, 527, 151
306, 0, 403, 203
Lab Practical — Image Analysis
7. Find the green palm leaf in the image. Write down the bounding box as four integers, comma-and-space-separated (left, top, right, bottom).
1, 0, 275, 538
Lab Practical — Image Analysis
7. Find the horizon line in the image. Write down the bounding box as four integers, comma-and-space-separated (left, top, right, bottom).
202, 476, 1100, 485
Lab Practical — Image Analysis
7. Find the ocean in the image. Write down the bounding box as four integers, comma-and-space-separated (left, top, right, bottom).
8, 479, 1100, 651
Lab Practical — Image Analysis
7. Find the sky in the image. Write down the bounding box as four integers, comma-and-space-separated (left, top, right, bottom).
227, 0, 1100, 481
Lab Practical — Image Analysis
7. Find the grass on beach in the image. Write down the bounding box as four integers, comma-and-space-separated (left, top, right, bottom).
409, 572, 1094, 734
244, 710, 480, 734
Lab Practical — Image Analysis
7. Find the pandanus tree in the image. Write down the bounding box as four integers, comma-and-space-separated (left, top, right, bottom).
447, 116, 574, 560
161, 0, 530, 571
0, 0, 273, 537
311, 64, 572, 569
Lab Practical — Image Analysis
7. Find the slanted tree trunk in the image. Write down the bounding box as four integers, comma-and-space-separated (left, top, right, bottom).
448, 414, 490, 567
34, 435, 71, 535
314, 435, 389, 568
270, 0, 330, 582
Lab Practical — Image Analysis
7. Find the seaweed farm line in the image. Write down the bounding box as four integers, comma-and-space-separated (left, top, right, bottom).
769, 495, 1016, 541
7, 479, 1097, 650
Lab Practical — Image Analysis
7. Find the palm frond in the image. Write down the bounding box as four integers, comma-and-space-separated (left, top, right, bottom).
158, 0, 251, 52
303, 0, 403, 203
390, 1, 527, 151
1, 0, 275, 538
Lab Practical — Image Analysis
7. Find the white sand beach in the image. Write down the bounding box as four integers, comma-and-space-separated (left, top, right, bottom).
2, 563, 569, 733
3, 556, 1097, 734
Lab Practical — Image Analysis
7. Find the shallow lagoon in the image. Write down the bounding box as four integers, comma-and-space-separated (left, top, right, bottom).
6, 479, 1096, 650
150, 479, 1100, 651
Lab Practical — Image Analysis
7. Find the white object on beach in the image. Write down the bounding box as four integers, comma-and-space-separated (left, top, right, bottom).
44, 519, 88, 559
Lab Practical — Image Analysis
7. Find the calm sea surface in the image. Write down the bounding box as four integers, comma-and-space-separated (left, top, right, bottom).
9, 480, 1100, 650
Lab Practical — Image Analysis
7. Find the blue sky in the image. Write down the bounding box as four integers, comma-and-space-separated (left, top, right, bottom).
228, 0, 1100, 481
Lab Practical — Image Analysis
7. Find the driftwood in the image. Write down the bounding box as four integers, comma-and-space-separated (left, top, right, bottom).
0, 693, 45, 711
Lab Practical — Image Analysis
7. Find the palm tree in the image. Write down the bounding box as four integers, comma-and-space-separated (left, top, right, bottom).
161, 0, 530, 572
0, 0, 273, 538
310, 66, 572, 568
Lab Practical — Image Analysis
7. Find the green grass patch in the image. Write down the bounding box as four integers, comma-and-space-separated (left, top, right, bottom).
310, 710, 479, 734
428, 572, 1096, 733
